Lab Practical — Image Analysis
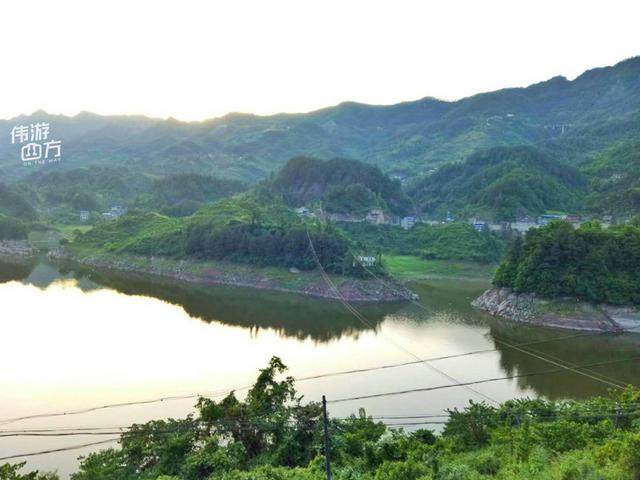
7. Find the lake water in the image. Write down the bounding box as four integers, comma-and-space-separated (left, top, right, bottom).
2, 259, 640, 478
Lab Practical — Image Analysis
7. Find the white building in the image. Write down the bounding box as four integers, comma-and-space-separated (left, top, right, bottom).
356, 255, 377, 267
401, 216, 416, 230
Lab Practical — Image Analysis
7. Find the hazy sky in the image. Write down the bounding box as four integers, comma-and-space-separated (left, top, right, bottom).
2, 0, 639, 121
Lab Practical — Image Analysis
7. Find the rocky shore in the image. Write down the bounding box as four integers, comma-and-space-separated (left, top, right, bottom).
48, 248, 416, 303
0, 240, 38, 262
472, 287, 640, 332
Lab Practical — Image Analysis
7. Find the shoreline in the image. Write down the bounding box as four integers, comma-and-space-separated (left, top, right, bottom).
47, 248, 416, 303
472, 287, 640, 332
0, 240, 39, 264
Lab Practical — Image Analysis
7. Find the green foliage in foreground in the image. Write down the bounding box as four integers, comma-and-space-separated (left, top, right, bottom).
494, 220, 640, 304
73, 193, 370, 276
9, 357, 640, 480
339, 222, 505, 263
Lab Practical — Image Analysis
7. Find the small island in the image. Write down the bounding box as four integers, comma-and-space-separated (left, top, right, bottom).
473, 220, 640, 331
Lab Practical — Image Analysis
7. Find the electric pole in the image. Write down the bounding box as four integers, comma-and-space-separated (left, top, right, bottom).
322, 395, 332, 480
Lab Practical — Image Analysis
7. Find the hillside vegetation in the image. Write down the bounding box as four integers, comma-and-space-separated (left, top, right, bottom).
494, 220, 640, 304
73, 193, 370, 276
409, 146, 585, 221
584, 141, 640, 216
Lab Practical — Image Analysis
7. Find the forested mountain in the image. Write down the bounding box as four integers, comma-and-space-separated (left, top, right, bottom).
268, 156, 411, 214
584, 141, 640, 216
410, 146, 586, 221
2, 57, 639, 184
0, 183, 38, 220
26, 166, 153, 211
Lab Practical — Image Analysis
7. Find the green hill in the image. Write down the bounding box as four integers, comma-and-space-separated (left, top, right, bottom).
73, 193, 367, 276
268, 156, 410, 214
409, 146, 585, 221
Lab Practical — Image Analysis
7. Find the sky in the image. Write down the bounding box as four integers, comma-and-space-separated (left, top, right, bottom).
1, 0, 639, 121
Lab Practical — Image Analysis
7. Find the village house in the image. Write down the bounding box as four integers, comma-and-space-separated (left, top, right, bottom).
401, 216, 416, 230
472, 219, 487, 231
102, 205, 125, 220
78, 210, 90, 222
537, 213, 563, 226
509, 220, 538, 233
295, 206, 313, 217
366, 208, 391, 225
326, 212, 365, 223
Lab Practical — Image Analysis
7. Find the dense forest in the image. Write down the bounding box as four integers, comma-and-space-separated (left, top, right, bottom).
7, 357, 640, 480
494, 220, 640, 304
268, 156, 411, 215
409, 146, 585, 221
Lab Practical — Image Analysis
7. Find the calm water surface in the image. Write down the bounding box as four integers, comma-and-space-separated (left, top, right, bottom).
1, 259, 639, 478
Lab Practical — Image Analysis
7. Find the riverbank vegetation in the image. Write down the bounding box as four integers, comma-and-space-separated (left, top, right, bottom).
494, 220, 640, 305
6, 357, 640, 480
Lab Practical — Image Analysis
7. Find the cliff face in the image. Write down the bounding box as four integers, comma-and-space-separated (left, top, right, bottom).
472, 287, 640, 332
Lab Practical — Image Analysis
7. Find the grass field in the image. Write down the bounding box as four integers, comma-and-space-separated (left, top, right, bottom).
382, 254, 495, 280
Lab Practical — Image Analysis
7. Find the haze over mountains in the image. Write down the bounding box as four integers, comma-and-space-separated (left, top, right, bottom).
1, 56, 639, 187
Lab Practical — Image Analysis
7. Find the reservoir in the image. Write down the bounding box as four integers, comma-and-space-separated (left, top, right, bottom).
1, 260, 639, 478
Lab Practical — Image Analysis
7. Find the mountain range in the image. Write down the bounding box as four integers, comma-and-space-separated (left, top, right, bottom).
1, 56, 639, 187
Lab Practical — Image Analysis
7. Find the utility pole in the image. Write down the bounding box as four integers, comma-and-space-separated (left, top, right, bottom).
322, 395, 332, 480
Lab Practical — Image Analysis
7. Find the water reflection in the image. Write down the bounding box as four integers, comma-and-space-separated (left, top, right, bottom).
485, 320, 640, 400
6, 259, 404, 342
0, 259, 37, 283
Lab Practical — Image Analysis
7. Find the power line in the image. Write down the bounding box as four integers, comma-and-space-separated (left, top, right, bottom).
328, 354, 640, 404
0, 327, 631, 428
490, 336, 625, 390
306, 230, 499, 405
0, 438, 119, 462
354, 256, 635, 391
